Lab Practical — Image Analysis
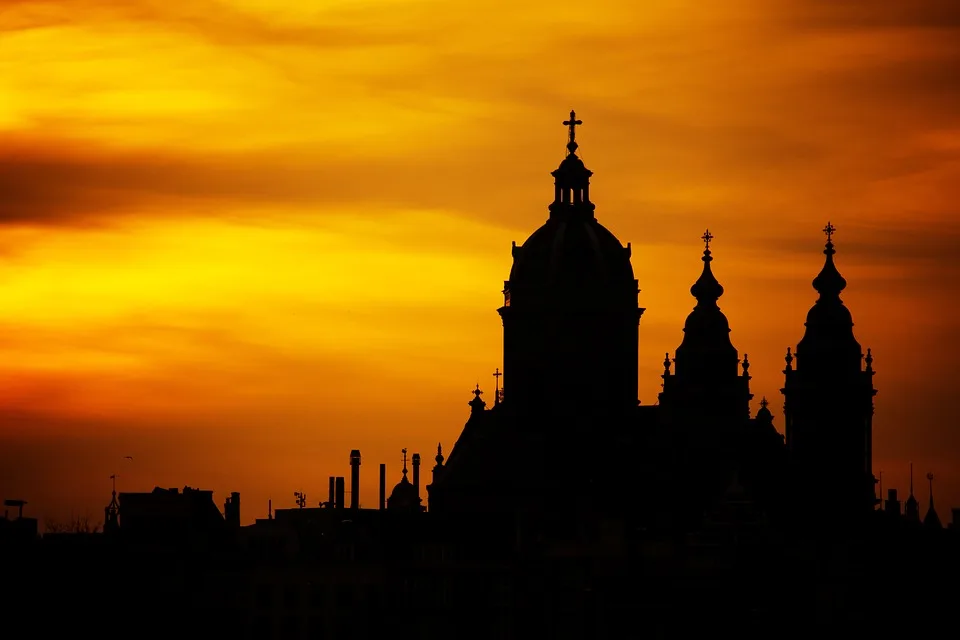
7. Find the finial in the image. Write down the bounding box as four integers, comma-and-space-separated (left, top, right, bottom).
701, 228, 714, 250
785, 347, 794, 370
823, 221, 836, 243
741, 353, 750, 376
493, 368, 502, 405
690, 231, 724, 304
760, 397, 769, 410
402, 448, 408, 478
435, 443, 444, 466
563, 109, 583, 155
469, 383, 487, 412
865, 347, 873, 372
812, 222, 847, 298
663, 352, 672, 375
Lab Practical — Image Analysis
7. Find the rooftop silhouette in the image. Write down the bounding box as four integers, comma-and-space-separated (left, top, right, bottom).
4, 111, 958, 639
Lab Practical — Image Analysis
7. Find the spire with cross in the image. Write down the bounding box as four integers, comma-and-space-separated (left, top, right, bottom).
492, 368, 502, 405
469, 383, 486, 413
823, 221, 836, 243
701, 228, 714, 250
563, 110, 582, 155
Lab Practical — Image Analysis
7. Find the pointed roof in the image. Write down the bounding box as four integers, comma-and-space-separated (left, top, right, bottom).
924, 472, 942, 529
674, 230, 738, 377
796, 222, 862, 371
904, 462, 921, 523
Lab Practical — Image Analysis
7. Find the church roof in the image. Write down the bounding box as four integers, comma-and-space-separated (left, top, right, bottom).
673, 231, 738, 377
387, 475, 420, 511
507, 110, 634, 293
796, 223, 862, 370
508, 217, 634, 290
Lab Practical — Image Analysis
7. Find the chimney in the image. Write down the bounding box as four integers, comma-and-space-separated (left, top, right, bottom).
350, 450, 361, 510
884, 488, 901, 515
412, 453, 422, 509
379, 463, 386, 510
335, 477, 345, 510
328, 477, 336, 508
224, 492, 241, 528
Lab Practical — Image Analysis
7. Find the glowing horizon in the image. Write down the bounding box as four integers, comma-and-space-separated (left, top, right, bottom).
1, 0, 958, 524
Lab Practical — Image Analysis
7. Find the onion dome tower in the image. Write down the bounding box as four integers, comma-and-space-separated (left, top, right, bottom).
498, 110, 643, 419
659, 230, 752, 429
782, 223, 877, 517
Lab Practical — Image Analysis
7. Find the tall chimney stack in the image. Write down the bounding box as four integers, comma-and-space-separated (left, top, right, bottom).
350, 449, 361, 509
335, 477, 345, 510
412, 453, 422, 510
379, 463, 386, 510
328, 477, 336, 508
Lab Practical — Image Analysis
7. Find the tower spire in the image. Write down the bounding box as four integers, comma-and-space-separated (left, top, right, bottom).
924, 472, 942, 528
812, 221, 847, 299
690, 229, 724, 306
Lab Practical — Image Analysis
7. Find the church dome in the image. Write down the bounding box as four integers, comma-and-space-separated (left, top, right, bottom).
387, 470, 420, 511
507, 111, 634, 292
508, 217, 634, 289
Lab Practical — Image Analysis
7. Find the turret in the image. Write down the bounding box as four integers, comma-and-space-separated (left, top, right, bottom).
782, 223, 877, 517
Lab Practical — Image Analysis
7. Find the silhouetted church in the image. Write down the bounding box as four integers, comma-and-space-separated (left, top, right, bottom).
8, 112, 959, 640
428, 111, 876, 532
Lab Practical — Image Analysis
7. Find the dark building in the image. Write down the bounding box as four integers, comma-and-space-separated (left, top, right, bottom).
5, 111, 960, 639
782, 221, 878, 517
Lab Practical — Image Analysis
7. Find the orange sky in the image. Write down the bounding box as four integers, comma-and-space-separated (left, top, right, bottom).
1, 0, 958, 525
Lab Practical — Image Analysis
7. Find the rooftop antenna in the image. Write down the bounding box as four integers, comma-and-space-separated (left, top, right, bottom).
294, 491, 307, 509
268, 499, 273, 520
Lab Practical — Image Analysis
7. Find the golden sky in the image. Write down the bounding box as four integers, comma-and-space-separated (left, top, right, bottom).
1, 0, 959, 524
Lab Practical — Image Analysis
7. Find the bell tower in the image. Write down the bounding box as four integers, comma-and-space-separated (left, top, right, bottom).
659, 229, 752, 429
781, 223, 877, 516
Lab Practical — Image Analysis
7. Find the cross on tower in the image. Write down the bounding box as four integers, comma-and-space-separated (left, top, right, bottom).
823, 221, 836, 242
401, 448, 409, 476
492, 368, 502, 390
563, 110, 583, 154
701, 228, 714, 250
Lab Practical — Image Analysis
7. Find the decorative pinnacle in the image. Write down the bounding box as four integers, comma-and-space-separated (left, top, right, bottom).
760, 397, 769, 410
865, 347, 873, 372
742, 353, 750, 375
823, 221, 836, 243
473, 384, 483, 399
663, 352, 672, 374
785, 347, 794, 370
702, 228, 714, 250
563, 109, 583, 154
435, 443, 444, 466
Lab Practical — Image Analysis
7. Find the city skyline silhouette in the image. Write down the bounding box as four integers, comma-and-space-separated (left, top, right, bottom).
1, 0, 959, 536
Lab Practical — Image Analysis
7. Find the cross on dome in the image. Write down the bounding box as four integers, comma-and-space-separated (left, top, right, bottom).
823, 221, 836, 242
563, 110, 583, 154
701, 229, 714, 250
